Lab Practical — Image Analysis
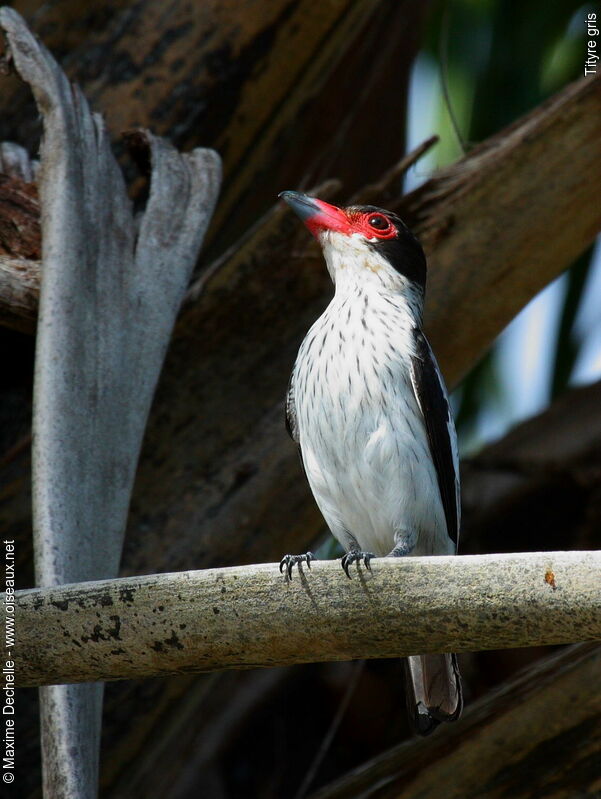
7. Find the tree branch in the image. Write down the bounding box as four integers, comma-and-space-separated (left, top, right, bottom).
10, 551, 601, 688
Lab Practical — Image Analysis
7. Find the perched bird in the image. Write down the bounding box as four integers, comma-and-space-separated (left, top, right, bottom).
279, 190, 462, 736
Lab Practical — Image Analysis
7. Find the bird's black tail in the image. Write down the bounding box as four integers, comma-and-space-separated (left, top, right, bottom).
403, 653, 463, 736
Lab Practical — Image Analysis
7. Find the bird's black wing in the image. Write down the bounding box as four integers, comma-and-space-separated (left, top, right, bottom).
285, 370, 308, 480
285, 370, 300, 444
410, 330, 460, 548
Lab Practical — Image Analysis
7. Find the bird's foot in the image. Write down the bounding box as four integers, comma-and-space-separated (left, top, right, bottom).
279, 551, 315, 579
341, 551, 375, 579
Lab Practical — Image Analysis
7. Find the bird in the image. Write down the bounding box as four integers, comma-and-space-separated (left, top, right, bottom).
278, 190, 463, 736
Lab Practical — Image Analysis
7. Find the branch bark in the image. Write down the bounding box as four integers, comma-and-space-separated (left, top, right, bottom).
11, 551, 601, 688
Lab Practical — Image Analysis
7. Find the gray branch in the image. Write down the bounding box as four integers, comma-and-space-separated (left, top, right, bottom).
10, 551, 601, 687
0, 7, 221, 798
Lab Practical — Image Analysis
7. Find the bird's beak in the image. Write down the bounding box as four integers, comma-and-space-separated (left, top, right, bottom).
279, 191, 349, 238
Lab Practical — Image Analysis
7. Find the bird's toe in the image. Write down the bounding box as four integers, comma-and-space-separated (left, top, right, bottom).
341, 551, 375, 578
279, 552, 315, 579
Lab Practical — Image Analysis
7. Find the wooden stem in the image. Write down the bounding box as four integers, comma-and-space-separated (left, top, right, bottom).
10, 550, 601, 688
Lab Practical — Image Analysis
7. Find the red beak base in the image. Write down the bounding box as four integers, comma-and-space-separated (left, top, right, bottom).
279, 191, 351, 238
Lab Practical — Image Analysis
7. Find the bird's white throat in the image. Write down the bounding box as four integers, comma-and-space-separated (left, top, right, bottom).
319, 229, 424, 316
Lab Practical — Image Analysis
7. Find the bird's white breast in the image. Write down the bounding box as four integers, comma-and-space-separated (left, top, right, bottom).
293, 285, 451, 557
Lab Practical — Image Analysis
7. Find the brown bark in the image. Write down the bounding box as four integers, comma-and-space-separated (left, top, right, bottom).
2, 0, 421, 249
0, 0, 424, 335
310, 643, 601, 799
0, 144, 40, 330
0, 173, 40, 258
461, 380, 601, 556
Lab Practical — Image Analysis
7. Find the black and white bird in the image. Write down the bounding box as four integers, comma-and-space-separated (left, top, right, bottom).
279, 190, 463, 736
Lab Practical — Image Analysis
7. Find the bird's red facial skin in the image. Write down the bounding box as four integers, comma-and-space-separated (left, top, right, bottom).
347, 211, 398, 240
304, 200, 397, 241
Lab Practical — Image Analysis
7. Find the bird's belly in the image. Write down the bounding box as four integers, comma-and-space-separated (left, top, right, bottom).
298, 376, 448, 557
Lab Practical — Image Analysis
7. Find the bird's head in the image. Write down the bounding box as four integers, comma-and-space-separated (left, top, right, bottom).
279, 191, 426, 297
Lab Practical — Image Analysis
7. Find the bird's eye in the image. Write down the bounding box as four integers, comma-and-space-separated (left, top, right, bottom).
367, 214, 390, 231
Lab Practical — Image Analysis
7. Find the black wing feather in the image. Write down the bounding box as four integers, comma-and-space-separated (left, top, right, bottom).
285, 370, 308, 478
285, 370, 299, 443
410, 330, 459, 548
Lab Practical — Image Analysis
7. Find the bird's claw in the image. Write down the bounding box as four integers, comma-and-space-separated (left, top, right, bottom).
279, 552, 315, 579
341, 551, 374, 579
